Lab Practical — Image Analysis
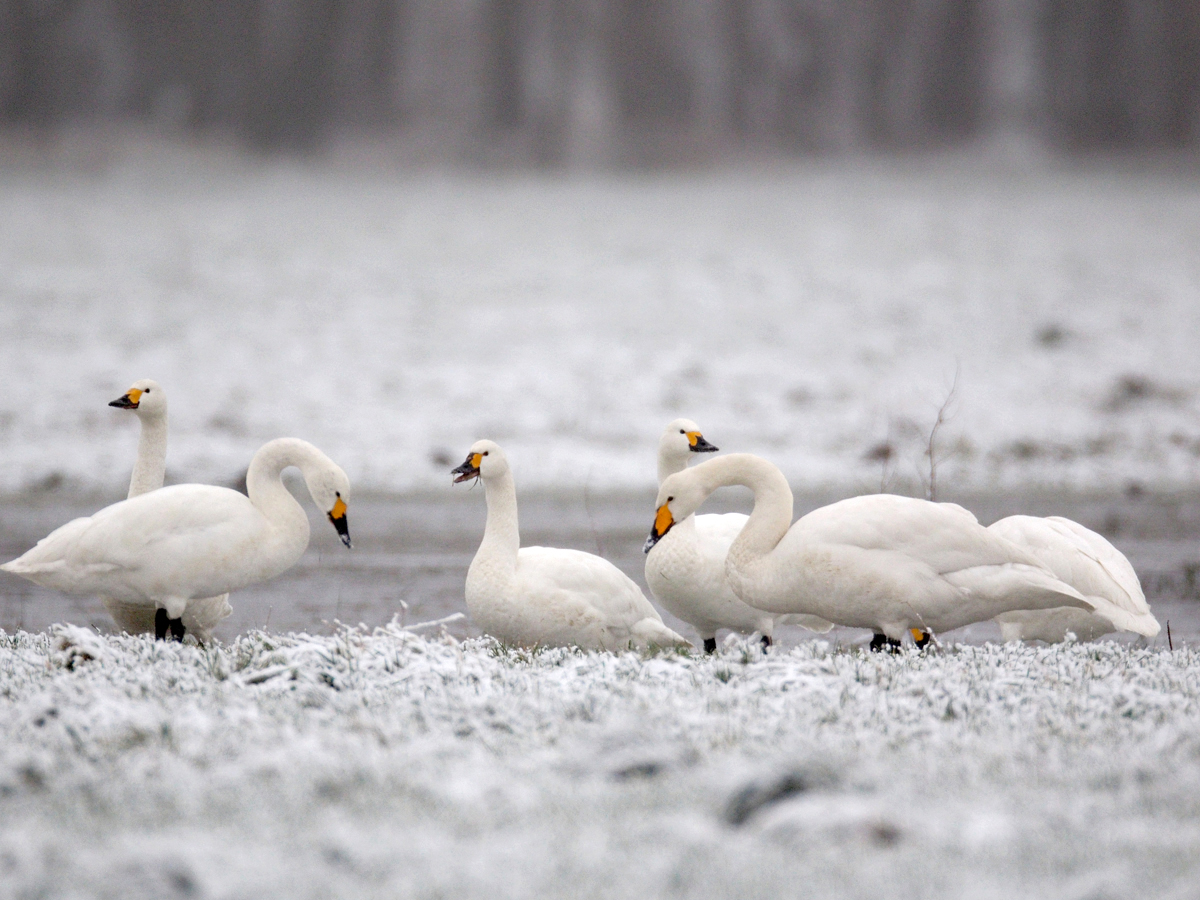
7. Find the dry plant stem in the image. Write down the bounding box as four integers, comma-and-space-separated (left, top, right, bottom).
926, 365, 961, 502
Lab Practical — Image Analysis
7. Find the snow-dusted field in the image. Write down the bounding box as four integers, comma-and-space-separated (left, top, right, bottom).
2, 624, 1199, 899
2, 149, 1200, 497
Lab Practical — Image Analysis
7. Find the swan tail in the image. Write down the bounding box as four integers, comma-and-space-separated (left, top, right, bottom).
944, 563, 1094, 616
629, 618, 692, 651
776, 614, 836, 634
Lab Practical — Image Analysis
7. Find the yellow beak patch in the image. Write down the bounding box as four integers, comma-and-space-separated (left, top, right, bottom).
330, 497, 347, 520
686, 431, 702, 447
654, 503, 674, 537
471, 453, 483, 469
126, 388, 143, 405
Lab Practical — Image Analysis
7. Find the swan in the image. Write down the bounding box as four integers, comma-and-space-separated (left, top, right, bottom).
2, 438, 351, 641
644, 419, 833, 652
987, 515, 1160, 642
645, 453, 1095, 644
104, 380, 232, 641
452, 440, 690, 652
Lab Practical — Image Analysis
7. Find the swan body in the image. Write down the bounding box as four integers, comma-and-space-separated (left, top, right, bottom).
988, 515, 1159, 642
103, 380, 232, 639
644, 419, 832, 648
647, 454, 1094, 641
453, 440, 690, 652
2, 438, 351, 639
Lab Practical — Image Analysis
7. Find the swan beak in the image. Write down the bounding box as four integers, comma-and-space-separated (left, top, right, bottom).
109, 388, 143, 409
452, 453, 482, 484
687, 432, 718, 453
643, 503, 675, 553
328, 497, 351, 548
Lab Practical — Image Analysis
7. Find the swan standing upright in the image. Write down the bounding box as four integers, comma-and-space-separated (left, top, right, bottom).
645, 453, 1095, 642
103, 380, 232, 640
987, 515, 1159, 642
644, 419, 832, 652
453, 440, 690, 651
2, 438, 351, 641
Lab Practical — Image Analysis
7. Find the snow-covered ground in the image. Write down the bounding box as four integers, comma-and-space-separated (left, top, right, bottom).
2, 624, 1198, 899
2, 149, 1200, 497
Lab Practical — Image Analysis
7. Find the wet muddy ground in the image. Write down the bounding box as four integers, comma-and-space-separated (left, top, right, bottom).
3, 486, 1198, 648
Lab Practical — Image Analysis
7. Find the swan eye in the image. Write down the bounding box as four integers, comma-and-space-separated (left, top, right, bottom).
667, 496, 674, 502
679, 429, 686, 434
482, 451, 489, 456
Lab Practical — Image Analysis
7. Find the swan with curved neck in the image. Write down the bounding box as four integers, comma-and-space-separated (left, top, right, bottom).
104, 379, 233, 640
453, 440, 690, 652
646, 453, 1095, 641
644, 419, 832, 652
988, 515, 1159, 642
2, 437, 351, 641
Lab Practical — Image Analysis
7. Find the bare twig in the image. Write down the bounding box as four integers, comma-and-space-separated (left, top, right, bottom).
925, 365, 961, 502
583, 465, 606, 559
1167, 620, 1173, 651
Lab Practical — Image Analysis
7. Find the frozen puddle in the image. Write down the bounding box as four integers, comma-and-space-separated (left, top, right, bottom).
1, 627, 1199, 899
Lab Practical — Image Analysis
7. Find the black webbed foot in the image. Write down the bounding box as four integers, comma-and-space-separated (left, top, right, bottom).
760, 634, 772, 651
703, 637, 717, 654
869, 633, 902, 653
168, 616, 186, 642
155, 608, 169, 640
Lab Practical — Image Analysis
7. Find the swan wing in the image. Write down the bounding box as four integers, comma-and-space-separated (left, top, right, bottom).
520, 547, 662, 626
790, 495, 1039, 574
4, 486, 264, 599
989, 515, 1158, 637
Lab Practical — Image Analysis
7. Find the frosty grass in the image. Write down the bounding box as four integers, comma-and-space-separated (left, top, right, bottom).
2, 622, 1198, 899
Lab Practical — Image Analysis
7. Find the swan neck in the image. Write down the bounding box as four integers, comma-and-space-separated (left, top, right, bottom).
245, 439, 316, 543
480, 469, 520, 563
128, 412, 167, 499
657, 447, 690, 485
696, 454, 793, 563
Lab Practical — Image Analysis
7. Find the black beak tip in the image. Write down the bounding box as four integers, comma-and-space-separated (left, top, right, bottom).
330, 513, 351, 548
451, 464, 480, 484
691, 437, 718, 453
109, 397, 136, 409
642, 532, 659, 554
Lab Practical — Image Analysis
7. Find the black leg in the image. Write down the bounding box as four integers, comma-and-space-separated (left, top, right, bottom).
703, 637, 717, 654
168, 617, 186, 642
155, 608, 169, 641
760, 634, 772, 650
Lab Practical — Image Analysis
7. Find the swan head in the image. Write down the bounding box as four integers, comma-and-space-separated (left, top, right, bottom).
660, 418, 718, 460
109, 379, 166, 418
304, 464, 353, 548
643, 469, 707, 553
452, 439, 506, 484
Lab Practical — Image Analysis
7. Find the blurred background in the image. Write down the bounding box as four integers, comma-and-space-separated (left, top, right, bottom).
3, 1, 1200, 638
1, 0, 1199, 164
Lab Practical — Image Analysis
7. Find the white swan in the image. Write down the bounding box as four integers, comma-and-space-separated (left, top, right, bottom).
645, 453, 1095, 643
2, 438, 351, 641
987, 515, 1160, 642
452, 440, 690, 652
103, 380, 232, 641
644, 419, 833, 652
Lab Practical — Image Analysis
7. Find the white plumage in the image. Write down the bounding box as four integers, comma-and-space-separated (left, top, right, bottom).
648, 453, 1096, 641
453, 440, 690, 652
102, 379, 232, 641
989, 515, 1159, 641
2, 438, 351, 641
644, 419, 832, 649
